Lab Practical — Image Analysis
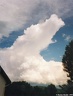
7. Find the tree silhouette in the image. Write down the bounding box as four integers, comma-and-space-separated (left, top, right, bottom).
45, 84, 57, 96
62, 40, 73, 82
5, 81, 57, 96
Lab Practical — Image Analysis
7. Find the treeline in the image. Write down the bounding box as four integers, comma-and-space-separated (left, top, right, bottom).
5, 81, 73, 96
5, 81, 57, 96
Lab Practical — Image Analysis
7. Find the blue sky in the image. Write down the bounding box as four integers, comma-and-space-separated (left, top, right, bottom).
0, 0, 73, 85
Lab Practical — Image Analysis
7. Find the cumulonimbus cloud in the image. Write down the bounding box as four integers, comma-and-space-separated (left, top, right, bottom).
0, 14, 68, 85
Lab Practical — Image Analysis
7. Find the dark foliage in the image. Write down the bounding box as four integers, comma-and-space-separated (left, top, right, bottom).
5, 81, 57, 96
59, 83, 73, 94
61, 40, 73, 94
62, 40, 73, 82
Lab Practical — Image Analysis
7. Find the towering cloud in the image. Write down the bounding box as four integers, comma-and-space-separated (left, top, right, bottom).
0, 14, 68, 85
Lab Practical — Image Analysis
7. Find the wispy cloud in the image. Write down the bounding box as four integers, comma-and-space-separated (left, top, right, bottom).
62, 33, 71, 41
0, 14, 68, 85
65, 35, 71, 41
62, 33, 66, 37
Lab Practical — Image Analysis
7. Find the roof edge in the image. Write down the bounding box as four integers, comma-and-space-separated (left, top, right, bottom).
0, 66, 11, 85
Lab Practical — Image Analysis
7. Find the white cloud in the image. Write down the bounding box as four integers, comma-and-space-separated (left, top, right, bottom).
0, 0, 73, 38
65, 35, 71, 41
20, 60, 67, 85
0, 14, 68, 85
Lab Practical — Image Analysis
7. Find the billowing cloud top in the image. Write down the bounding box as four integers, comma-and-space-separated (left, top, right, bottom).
0, 14, 68, 85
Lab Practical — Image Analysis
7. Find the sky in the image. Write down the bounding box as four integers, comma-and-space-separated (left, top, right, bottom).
0, 0, 73, 85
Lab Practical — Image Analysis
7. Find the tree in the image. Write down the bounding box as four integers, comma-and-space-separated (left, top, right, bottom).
45, 84, 57, 96
62, 40, 73, 82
